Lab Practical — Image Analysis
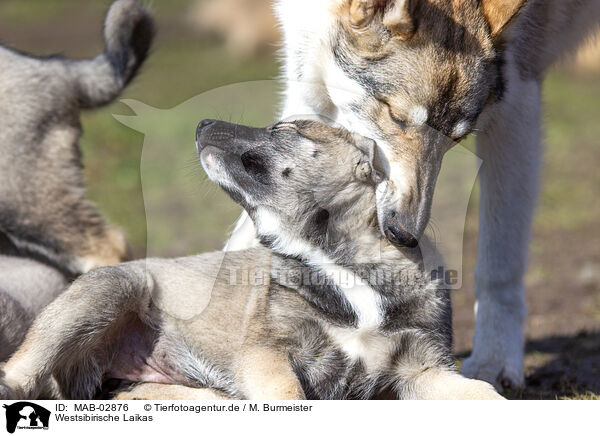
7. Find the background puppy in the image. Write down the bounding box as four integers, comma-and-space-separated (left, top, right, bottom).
0, 256, 67, 362
0, 0, 154, 276
0, 0, 154, 362
0, 119, 501, 400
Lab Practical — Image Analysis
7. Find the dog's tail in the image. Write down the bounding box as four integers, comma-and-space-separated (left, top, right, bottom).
69, 0, 154, 109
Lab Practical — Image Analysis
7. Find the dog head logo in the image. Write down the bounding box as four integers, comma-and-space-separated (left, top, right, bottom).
2, 402, 50, 434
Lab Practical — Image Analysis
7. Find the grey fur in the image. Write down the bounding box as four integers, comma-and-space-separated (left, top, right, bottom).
0, 256, 67, 362
0, 120, 501, 400
0, 0, 154, 275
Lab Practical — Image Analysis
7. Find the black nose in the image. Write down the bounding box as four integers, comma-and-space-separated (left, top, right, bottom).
384, 212, 419, 248
196, 119, 216, 152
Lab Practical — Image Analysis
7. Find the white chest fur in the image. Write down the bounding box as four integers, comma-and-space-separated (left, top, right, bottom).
315, 262, 383, 329
255, 208, 390, 369
255, 208, 384, 329
325, 325, 395, 373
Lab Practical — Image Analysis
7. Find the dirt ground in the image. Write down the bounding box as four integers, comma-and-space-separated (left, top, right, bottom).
455, 221, 600, 399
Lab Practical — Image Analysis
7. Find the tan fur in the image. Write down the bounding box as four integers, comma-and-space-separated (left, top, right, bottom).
349, 0, 385, 28
405, 368, 505, 400
481, 0, 529, 36
78, 226, 130, 272
114, 384, 231, 400
382, 0, 417, 40
235, 347, 305, 400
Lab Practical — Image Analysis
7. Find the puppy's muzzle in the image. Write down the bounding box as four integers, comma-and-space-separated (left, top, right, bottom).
196, 119, 219, 153
196, 119, 267, 155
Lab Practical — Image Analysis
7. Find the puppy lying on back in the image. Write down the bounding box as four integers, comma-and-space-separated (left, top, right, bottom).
0, 119, 502, 400
0, 0, 154, 276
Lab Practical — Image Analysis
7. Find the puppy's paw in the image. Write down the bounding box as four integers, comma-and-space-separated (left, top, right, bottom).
409, 368, 505, 400
459, 378, 506, 400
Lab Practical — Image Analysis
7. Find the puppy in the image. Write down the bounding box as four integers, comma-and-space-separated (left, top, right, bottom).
0, 0, 154, 276
0, 119, 502, 400
0, 0, 154, 362
0, 256, 67, 362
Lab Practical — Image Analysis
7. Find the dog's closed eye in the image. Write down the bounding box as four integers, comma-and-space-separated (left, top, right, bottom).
387, 106, 408, 133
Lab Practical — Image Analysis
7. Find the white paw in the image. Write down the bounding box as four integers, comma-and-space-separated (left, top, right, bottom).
461, 296, 526, 391
457, 378, 506, 400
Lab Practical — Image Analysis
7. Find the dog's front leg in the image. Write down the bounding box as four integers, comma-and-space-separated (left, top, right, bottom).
235, 346, 305, 400
461, 73, 543, 391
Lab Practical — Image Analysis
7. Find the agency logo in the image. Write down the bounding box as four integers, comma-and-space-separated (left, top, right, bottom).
2, 402, 50, 434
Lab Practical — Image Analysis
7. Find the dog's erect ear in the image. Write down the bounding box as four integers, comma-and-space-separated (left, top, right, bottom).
382, 0, 417, 40
349, 0, 379, 28
349, 0, 417, 40
480, 0, 529, 37
352, 134, 388, 183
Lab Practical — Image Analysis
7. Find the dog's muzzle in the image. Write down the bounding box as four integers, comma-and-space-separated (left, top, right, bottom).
384, 211, 419, 248
196, 119, 217, 154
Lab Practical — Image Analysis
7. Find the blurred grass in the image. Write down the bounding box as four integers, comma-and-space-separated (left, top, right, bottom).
80, 33, 279, 256
538, 72, 600, 232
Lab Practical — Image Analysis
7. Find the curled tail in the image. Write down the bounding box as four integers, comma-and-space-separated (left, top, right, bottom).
70, 0, 155, 108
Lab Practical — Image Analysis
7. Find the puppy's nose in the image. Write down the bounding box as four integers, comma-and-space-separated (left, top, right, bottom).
196, 119, 216, 152
384, 211, 419, 248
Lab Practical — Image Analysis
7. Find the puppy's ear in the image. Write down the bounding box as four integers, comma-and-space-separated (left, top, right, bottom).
480, 0, 529, 38
352, 134, 388, 184
349, 0, 379, 28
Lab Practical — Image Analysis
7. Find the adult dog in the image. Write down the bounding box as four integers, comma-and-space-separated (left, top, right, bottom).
225, 0, 600, 390
0, 119, 502, 400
